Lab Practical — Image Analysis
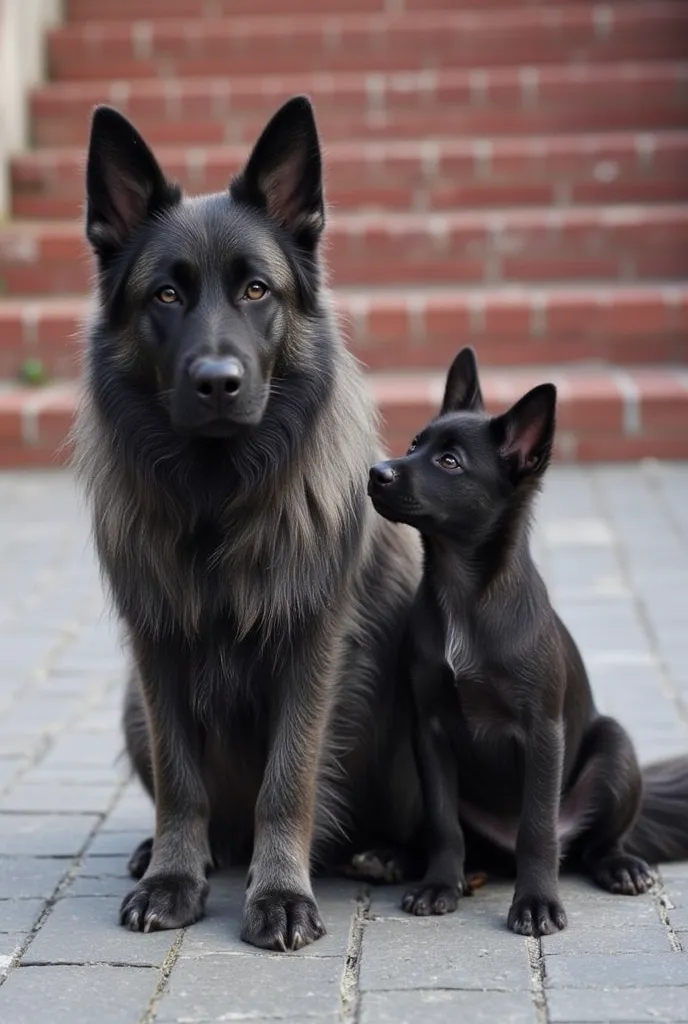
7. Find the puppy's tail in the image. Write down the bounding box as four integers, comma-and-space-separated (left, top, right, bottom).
626, 757, 688, 863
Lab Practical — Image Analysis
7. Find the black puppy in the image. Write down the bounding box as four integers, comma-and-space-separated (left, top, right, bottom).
368, 348, 688, 937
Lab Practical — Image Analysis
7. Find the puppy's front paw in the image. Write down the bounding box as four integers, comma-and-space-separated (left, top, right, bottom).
402, 876, 472, 916
120, 872, 208, 931
241, 890, 326, 951
508, 893, 567, 936
592, 853, 654, 895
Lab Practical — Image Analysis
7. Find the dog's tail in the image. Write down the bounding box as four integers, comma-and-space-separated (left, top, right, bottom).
626, 757, 688, 863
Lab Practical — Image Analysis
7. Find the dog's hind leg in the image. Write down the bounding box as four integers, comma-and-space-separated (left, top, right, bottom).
571, 716, 654, 895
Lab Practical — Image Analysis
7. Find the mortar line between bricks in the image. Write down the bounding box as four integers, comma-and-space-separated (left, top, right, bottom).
526, 936, 549, 1024
138, 928, 186, 1024
655, 871, 686, 953
0, 771, 131, 991
19, 961, 156, 969
339, 885, 370, 1024
588, 466, 688, 728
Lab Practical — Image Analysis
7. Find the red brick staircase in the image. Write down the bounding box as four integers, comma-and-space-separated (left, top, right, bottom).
1, 0, 687, 466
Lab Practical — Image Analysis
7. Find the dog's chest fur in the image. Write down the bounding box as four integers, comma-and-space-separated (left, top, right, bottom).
435, 584, 524, 746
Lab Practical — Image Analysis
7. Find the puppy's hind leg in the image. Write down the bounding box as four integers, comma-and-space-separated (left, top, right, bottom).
574, 716, 654, 895
342, 847, 421, 885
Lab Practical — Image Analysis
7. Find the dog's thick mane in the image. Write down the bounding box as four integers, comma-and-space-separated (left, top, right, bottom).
74, 295, 379, 644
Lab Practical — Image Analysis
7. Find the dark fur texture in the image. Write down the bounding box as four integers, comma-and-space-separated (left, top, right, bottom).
368, 347, 688, 936
74, 97, 422, 950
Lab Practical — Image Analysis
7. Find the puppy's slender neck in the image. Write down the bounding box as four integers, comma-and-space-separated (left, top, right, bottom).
422, 495, 538, 615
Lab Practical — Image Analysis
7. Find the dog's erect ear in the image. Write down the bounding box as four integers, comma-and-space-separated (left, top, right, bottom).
86, 106, 180, 261
491, 384, 557, 476
230, 96, 324, 245
441, 347, 484, 415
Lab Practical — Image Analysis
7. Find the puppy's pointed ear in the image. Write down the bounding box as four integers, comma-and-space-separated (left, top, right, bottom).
491, 384, 557, 476
441, 347, 484, 415
86, 106, 180, 263
230, 96, 324, 247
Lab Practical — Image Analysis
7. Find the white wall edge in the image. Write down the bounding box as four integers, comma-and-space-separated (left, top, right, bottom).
0, 0, 64, 219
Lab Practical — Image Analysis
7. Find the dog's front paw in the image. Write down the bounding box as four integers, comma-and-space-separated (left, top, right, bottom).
120, 873, 208, 931
402, 879, 467, 916
241, 890, 326, 951
508, 893, 567, 936
592, 853, 654, 895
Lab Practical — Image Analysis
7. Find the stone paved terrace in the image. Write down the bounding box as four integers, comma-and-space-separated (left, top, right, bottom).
0, 465, 687, 1024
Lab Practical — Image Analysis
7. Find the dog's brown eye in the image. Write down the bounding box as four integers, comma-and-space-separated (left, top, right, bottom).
156, 286, 180, 305
438, 453, 460, 471
244, 281, 268, 301
407, 438, 418, 454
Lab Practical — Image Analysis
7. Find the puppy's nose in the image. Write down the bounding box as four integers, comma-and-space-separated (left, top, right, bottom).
190, 357, 245, 402
369, 462, 397, 486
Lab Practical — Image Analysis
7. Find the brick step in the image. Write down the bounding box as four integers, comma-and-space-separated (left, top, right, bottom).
1, 285, 686, 381
2, 206, 687, 296
3, 365, 687, 467
12, 131, 688, 220
64, 0, 607, 21
31, 61, 688, 147
47, 4, 688, 81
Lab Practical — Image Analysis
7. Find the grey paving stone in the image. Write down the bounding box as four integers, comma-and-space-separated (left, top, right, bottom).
542, 924, 671, 955
0, 857, 68, 899
67, 873, 132, 899
37, 731, 123, 770
0, 814, 100, 857
359, 915, 532, 992
544, 952, 688, 989
0, 735, 46, 759
0, 760, 24, 792
18, 765, 122, 786
0, 964, 158, 1024
86, 830, 149, 858
0, 783, 118, 815
24, 896, 177, 967
360, 990, 537, 1024
0, 899, 44, 935
548, 986, 688, 1022
156, 952, 341, 1021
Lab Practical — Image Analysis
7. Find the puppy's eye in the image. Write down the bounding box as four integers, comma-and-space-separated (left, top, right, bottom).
155, 286, 180, 305
407, 438, 418, 454
437, 453, 461, 471
243, 281, 269, 301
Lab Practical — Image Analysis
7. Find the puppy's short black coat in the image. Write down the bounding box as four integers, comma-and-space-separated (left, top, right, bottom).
368, 348, 688, 936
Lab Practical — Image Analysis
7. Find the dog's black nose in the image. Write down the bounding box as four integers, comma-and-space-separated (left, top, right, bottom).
370, 463, 397, 486
190, 357, 245, 402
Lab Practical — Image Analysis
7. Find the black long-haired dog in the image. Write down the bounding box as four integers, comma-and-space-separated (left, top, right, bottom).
75, 96, 422, 950
368, 347, 688, 936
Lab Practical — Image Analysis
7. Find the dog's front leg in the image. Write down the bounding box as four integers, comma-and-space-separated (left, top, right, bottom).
120, 636, 211, 932
402, 662, 468, 916
240, 633, 335, 951
508, 717, 567, 936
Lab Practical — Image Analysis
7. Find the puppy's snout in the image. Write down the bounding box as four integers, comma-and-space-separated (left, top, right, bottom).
369, 462, 397, 487
190, 356, 245, 403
